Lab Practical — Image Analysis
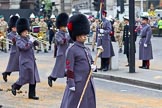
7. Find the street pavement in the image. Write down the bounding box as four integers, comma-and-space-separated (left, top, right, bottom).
0, 36, 162, 107
91, 36, 162, 90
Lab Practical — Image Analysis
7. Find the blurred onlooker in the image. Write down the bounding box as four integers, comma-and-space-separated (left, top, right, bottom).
158, 17, 162, 37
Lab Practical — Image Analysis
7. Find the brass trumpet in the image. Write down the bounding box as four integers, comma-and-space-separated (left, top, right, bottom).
29, 32, 49, 46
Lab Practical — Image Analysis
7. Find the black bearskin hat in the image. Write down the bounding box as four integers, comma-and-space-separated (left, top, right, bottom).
67, 14, 90, 41
16, 18, 30, 35
56, 13, 69, 29
8, 16, 19, 31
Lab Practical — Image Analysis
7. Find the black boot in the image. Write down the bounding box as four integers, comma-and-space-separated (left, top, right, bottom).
48, 46, 51, 50
2, 72, 11, 82
48, 76, 53, 87
103, 66, 108, 71
48, 76, 57, 87
28, 84, 39, 100
11, 83, 21, 96
44, 49, 48, 53
2, 73, 7, 82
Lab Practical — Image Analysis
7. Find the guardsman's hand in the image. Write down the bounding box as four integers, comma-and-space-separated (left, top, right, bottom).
144, 43, 147, 47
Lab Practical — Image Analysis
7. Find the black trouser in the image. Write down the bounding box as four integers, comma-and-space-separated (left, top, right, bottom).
29, 84, 36, 97
126, 53, 129, 64
142, 60, 150, 68
101, 58, 110, 69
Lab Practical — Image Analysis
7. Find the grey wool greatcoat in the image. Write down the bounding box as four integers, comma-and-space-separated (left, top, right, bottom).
15, 36, 40, 85
5, 31, 19, 73
139, 24, 153, 60
97, 18, 115, 58
60, 42, 96, 108
50, 30, 70, 78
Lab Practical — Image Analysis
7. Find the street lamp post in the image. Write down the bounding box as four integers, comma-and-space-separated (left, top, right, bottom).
129, 0, 135, 73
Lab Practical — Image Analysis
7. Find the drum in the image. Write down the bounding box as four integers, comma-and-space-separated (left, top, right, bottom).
32, 26, 40, 33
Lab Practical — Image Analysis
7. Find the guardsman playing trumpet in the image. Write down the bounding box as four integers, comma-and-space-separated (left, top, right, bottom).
11, 18, 40, 100
2, 15, 19, 82
0, 15, 8, 52
38, 16, 48, 53
48, 13, 70, 87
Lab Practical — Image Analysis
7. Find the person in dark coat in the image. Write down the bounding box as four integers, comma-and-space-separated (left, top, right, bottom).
123, 16, 130, 66
48, 13, 70, 87
123, 16, 137, 66
97, 10, 115, 71
48, 14, 56, 50
11, 18, 40, 100
2, 16, 19, 82
139, 15, 153, 69
60, 14, 96, 108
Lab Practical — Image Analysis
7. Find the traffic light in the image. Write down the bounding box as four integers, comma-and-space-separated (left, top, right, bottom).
34, 0, 40, 12
92, 0, 100, 11
117, 0, 124, 13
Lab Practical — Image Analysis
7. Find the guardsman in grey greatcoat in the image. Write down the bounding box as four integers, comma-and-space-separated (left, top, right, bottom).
11, 18, 40, 100
2, 16, 19, 82
97, 10, 115, 71
48, 13, 70, 87
139, 15, 153, 69
60, 14, 96, 108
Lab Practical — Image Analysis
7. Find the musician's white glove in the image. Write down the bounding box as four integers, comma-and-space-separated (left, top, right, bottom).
29, 36, 35, 43
99, 29, 104, 34
91, 64, 97, 72
69, 87, 75, 92
144, 43, 147, 47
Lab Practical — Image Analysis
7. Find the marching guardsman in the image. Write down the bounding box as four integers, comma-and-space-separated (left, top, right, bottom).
48, 13, 70, 87
2, 16, 19, 82
123, 16, 130, 66
11, 18, 40, 100
49, 14, 57, 50
0, 15, 8, 52
38, 16, 48, 53
139, 15, 153, 69
60, 14, 96, 108
97, 10, 115, 71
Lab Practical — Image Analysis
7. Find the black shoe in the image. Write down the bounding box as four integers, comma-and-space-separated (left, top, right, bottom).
48, 46, 51, 50
2, 73, 7, 82
97, 67, 103, 71
48, 77, 53, 87
139, 66, 143, 68
103, 67, 108, 71
0, 105, 2, 108
29, 96, 39, 100
11, 85, 16, 96
142, 66, 149, 69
